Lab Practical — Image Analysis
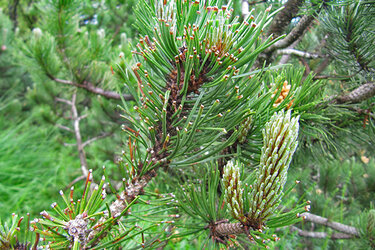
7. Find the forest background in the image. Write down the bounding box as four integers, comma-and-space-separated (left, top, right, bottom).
0, 0, 374, 249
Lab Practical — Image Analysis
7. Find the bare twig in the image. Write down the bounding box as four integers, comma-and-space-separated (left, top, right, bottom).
55, 97, 72, 105
277, 49, 323, 59
65, 175, 86, 190
302, 213, 360, 237
290, 226, 356, 239
78, 114, 88, 121
82, 132, 112, 148
313, 74, 353, 80
63, 142, 77, 147
70, 90, 89, 177
50, 76, 135, 101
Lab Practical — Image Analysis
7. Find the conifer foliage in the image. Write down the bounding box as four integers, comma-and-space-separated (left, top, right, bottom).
1, 0, 375, 249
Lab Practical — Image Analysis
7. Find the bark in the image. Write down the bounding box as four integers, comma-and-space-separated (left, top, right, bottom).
266, 0, 304, 38
335, 82, 375, 104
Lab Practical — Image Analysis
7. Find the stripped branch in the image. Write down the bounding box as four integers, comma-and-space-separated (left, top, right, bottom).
290, 226, 356, 239
302, 213, 360, 237
49, 76, 135, 101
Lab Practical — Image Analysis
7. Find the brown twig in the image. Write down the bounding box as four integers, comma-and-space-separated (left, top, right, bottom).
49, 76, 135, 101
313, 57, 331, 76
82, 132, 112, 148
65, 175, 86, 190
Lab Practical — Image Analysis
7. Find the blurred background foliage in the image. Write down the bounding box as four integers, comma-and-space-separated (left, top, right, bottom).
0, 0, 374, 248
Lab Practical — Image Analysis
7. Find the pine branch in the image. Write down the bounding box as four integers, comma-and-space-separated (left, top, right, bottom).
256, 15, 315, 67
345, 106, 375, 120
334, 82, 375, 104
87, 170, 157, 246
209, 212, 360, 240
321, 2, 375, 78
49, 76, 135, 101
